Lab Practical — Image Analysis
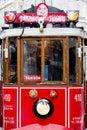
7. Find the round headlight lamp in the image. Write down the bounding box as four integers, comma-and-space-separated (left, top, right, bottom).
33, 98, 54, 118
5, 12, 16, 23
67, 11, 78, 21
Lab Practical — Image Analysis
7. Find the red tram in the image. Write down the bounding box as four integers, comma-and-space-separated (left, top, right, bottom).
0, 2, 86, 130
0, 42, 2, 127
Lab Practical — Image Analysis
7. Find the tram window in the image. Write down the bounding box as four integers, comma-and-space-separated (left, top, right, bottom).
69, 38, 76, 83
23, 39, 64, 84
3, 37, 82, 85
44, 40, 63, 81
10, 41, 17, 83
23, 40, 41, 83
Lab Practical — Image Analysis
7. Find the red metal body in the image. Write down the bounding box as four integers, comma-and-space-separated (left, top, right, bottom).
3, 86, 84, 130
85, 81, 87, 127
0, 81, 2, 127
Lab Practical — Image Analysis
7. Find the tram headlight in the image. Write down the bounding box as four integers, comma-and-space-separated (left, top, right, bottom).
36, 100, 50, 115
5, 11, 16, 23
33, 98, 54, 118
67, 10, 79, 22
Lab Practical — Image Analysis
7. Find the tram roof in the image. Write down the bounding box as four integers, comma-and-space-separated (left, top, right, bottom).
1, 3, 85, 39
0, 28, 85, 39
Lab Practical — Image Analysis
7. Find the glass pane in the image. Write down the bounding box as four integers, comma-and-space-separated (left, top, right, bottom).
44, 40, 63, 81
69, 38, 76, 83
10, 41, 17, 83
23, 40, 41, 82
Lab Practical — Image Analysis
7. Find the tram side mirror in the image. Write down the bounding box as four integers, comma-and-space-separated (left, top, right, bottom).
4, 48, 8, 58
77, 47, 81, 58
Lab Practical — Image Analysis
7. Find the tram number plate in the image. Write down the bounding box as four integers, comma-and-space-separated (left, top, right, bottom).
74, 94, 83, 102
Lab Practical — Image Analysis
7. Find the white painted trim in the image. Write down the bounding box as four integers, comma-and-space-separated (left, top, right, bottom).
19, 88, 21, 128
65, 88, 67, 127
0, 28, 85, 39
16, 88, 18, 128
68, 88, 70, 128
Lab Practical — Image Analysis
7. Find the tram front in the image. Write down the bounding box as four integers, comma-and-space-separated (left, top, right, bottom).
0, 2, 85, 130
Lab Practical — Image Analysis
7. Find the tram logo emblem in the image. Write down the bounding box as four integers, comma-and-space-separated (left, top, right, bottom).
36, 3, 48, 18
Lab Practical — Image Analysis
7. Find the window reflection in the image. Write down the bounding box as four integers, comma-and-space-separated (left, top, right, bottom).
23, 40, 41, 82
44, 40, 63, 81
69, 38, 76, 83
10, 41, 17, 83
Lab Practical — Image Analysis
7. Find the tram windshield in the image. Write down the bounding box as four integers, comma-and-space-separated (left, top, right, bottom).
3, 36, 82, 85
23, 39, 63, 82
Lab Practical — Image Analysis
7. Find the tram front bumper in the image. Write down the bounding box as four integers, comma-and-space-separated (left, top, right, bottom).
12, 124, 74, 130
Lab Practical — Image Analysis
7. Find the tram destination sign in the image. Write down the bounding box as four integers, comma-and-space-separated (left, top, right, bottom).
16, 12, 67, 24
5, 3, 79, 25
5, 3, 67, 24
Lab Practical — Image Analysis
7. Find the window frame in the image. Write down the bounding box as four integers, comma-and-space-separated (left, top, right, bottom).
20, 37, 68, 85
2, 36, 83, 85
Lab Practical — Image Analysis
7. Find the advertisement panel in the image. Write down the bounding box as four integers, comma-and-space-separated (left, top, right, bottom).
3, 87, 18, 130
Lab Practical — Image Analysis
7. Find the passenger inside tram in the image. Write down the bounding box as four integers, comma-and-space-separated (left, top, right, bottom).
10, 41, 17, 83
44, 40, 63, 81
69, 38, 76, 83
